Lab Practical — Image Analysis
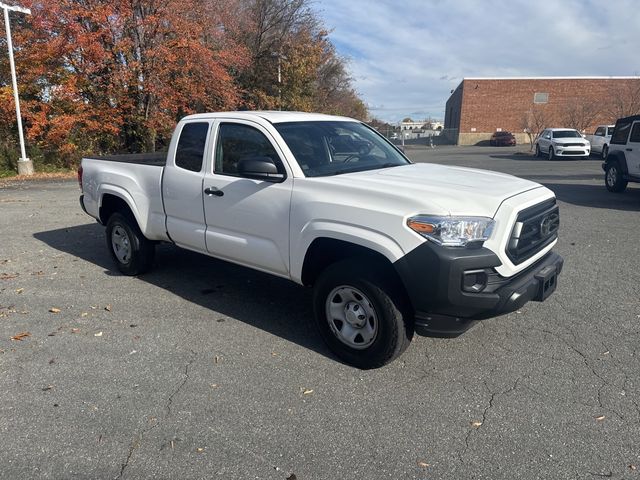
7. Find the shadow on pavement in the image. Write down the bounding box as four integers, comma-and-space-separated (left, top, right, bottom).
539, 183, 640, 211
33, 223, 333, 360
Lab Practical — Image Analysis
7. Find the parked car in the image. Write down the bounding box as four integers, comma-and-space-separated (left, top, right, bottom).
535, 128, 591, 159
489, 131, 516, 146
585, 124, 615, 159
602, 114, 640, 192
79, 111, 563, 369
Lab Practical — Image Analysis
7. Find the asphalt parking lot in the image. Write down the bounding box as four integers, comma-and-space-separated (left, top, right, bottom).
1, 146, 639, 479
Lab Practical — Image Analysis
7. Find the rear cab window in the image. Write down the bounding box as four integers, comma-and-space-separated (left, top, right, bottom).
175, 122, 210, 172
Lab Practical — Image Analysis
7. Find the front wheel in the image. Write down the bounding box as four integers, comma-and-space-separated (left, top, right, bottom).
601, 145, 608, 159
548, 146, 555, 160
535, 144, 541, 158
105, 212, 155, 275
313, 259, 413, 369
605, 162, 628, 193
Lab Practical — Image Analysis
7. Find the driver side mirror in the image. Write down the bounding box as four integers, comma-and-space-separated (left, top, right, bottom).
237, 156, 286, 183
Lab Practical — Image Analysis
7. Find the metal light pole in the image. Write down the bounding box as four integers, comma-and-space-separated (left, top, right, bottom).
271, 52, 287, 111
1, 2, 33, 175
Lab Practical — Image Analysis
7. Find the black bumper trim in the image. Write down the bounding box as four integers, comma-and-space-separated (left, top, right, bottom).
394, 241, 563, 335
79, 195, 88, 215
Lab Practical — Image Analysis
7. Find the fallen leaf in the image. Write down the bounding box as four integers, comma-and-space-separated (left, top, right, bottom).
0, 273, 19, 280
271, 352, 278, 356
104, 305, 112, 312
90, 305, 97, 309
70, 328, 80, 333
80, 312, 88, 317
595, 415, 606, 421
417, 461, 431, 468
214, 356, 222, 364
210, 384, 219, 388
49, 307, 61, 314
196, 447, 205, 453
10, 332, 31, 341
629, 465, 637, 471
94, 331, 103, 337
42, 385, 54, 391
15, 288, 24, 294
470, 421, 483, 427
31, 271, 44, 276
302, 389, 314, 395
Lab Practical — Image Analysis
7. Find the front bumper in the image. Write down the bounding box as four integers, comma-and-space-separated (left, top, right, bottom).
554, 145, 590, 157
393, 242, 563, 336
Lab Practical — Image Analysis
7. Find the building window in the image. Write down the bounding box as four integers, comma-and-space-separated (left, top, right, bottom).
534, 92, 549, 104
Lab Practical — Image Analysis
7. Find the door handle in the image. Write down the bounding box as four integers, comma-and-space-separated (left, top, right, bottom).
626, 148, 633, 151
204, 187, 224, 197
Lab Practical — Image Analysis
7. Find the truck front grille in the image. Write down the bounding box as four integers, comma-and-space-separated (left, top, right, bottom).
506, 199, 559, 265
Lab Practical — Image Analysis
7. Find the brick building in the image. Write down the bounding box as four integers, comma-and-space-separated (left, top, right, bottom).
444, 76, 640, 145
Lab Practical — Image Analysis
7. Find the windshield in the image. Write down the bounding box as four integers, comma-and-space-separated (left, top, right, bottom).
552, 130, 582, 138
274, 121, 410, 177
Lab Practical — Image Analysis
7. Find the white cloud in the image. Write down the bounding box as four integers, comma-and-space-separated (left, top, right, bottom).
315, 0, 640, 122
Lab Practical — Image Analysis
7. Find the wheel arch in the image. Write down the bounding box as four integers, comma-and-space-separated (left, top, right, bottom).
301, 237, 405, 290
99, 191, 140, 227
606, 151, 628, 174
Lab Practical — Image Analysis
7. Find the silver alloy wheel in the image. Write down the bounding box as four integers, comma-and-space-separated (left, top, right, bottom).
606, 165, 617, 187
548, 146, 554, 160
325, 285, 378, 349
111, 225, 131, 264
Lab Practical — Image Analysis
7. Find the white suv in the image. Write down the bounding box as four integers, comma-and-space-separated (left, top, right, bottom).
535, 128, 591, 159
602, 115, 640, 192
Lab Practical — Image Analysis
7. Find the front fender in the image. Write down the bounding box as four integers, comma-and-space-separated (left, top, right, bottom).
290, 220, 409, 283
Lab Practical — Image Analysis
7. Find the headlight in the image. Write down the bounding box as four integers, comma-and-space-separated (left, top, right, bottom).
407, 215, 495, 247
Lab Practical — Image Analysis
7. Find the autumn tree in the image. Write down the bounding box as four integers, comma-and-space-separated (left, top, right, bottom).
606, 80, 640, 120
1, 0, 250, 166
0, 0, 367, 170
560, 97, 601, 132
521, 106, 553, 149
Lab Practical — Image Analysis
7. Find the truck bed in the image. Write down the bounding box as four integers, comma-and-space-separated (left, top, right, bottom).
87, 152, 166, 166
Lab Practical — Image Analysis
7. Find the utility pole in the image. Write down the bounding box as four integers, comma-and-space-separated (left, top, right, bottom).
1, 1, 33, 175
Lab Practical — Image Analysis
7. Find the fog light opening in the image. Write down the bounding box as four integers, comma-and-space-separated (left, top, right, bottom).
462, 270, 488, 293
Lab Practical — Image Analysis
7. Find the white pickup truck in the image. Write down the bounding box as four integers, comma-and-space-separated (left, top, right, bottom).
79, 111, 563, 368
585, 124, 615, 159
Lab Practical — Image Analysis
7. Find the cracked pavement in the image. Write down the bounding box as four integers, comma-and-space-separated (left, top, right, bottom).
1, 146, 639, 479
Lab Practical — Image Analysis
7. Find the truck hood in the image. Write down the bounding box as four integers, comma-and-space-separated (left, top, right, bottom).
315, 163, 544, 217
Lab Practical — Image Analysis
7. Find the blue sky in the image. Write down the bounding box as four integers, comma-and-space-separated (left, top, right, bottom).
314, 0, 640, 123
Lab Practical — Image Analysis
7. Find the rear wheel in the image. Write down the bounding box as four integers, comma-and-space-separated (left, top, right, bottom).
313, 259, 413, 369
106, 212, 155, 275
605, 162, 628, 193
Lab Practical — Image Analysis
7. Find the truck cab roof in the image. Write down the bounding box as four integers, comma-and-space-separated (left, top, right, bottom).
181, 111, 359, 125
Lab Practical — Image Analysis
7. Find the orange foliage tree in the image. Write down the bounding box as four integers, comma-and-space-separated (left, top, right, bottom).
0, 0, 366, 170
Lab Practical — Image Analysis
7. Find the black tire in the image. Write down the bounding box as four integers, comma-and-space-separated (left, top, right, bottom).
548, 146, 555, 160
601, 145, 608, 160
535, 144, 541, 158
313, 259, 413, 369
105, 212, 155, 275
604, 162, 628, 193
